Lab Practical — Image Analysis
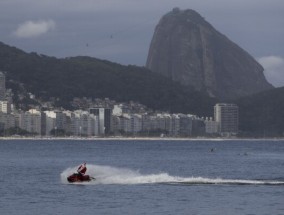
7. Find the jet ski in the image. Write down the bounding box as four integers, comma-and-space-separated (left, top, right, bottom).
67, 173, 95, 183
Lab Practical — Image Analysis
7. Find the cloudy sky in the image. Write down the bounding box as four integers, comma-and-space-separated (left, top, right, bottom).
1, 0, 284, 87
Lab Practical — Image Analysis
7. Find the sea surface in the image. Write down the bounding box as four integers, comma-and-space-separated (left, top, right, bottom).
0, 139, 284, 215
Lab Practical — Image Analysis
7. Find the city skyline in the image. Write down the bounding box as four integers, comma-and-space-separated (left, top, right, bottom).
0, 72, 235, 137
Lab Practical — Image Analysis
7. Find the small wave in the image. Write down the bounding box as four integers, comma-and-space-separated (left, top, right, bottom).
60, 165, 284, 186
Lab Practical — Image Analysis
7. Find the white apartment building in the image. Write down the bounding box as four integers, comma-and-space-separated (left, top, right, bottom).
44, 111, 56, 135
73, 110, 99, 136
0, 100, 11, 114
179, 114, 193, 136
170, 114, 180, 136
62, 110, 77, 135
204, 117, 219, 134
87, 114, 99, 136
131, 114, 142, 133
120, 114, 132, 133
113, 113, 204, 137
0, 112, 15, 130
18, 109, 41, 134
112, 113, 142, 134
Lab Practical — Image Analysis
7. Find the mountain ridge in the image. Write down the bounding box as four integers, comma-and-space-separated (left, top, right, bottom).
0, 41, 216, 116
146, 8, 273, 100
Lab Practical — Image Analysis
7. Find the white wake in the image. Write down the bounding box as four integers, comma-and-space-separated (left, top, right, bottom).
61, 165, 284, 186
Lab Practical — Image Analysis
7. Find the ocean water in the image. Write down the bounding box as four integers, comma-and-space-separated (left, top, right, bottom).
0, 139, 284, 215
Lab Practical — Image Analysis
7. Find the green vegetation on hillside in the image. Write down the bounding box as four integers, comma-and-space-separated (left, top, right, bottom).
236, 87, 284, 137
0, 42, 216, 116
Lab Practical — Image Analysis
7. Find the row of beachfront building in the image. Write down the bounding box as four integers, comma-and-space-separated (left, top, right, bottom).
0, 103, 239, 137
0, 71, 239, 137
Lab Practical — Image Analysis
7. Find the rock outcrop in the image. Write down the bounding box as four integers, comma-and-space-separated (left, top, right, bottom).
146, 8, 273, 100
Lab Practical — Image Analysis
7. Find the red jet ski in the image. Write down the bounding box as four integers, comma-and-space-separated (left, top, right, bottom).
67, 173, 95, 183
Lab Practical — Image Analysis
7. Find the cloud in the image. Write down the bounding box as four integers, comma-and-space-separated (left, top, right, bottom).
13, 20, 56, 38
2, 0, 283, 66
258, 56, 284, 87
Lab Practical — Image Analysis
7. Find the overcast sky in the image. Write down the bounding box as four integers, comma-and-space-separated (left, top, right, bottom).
1, 0, 284, 87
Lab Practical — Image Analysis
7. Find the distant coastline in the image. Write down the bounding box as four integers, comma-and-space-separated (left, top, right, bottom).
0, 136, 283, 141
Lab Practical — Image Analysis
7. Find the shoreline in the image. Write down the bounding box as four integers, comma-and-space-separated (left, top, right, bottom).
0, 136, 284, 141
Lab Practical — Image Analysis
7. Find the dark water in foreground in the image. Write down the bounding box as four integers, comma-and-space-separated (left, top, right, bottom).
0, 139, 284, 215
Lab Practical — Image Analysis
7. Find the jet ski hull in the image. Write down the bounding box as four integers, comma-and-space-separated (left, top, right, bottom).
67, 173, 94, 183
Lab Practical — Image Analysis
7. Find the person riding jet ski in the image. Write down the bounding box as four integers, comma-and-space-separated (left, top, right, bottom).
67, 162, 94, 183
77, 162, 87, 176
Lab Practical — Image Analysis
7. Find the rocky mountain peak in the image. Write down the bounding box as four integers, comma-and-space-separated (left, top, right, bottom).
146, 8, 273, 100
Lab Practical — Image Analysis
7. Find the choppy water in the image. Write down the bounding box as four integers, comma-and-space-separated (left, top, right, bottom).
1, 139, 284, 215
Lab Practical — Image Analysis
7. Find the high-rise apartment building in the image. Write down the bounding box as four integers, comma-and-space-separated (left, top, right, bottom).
214, 103, 239, 135
89, 108, 112, 135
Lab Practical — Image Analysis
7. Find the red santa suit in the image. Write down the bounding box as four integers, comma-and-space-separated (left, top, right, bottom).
77, 163, 87, 175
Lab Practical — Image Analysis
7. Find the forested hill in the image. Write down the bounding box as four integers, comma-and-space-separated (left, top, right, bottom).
0, 41, 216, 116
236, 87, 284, 137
